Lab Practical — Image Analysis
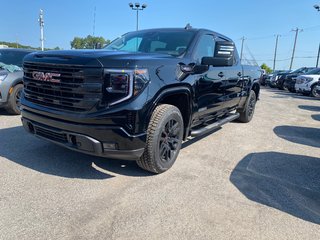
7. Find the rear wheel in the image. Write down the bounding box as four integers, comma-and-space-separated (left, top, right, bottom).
311, 85, 320, 98
237, 90, 257, 123
137, 104, 183, 174
5, 84, 23, 115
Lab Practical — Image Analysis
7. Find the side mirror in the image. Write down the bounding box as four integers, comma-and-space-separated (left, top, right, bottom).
201, 40, 235, 67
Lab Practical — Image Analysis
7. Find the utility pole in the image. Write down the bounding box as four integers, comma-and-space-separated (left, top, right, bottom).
93, 6, 96, 36
240, 37, 245, 63
289, 28, 302, 70
38, 9, 44, 51
273, 35, 280, 72
316, 43, 320, 67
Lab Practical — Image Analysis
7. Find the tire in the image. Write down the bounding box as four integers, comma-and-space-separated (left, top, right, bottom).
288, 88, 295, 93
137, 104, 184, 174
237, 90, 257, 123
5, 84, 23, 115
311, 85, 320, 98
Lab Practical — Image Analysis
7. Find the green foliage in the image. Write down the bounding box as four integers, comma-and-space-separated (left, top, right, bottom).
70, 35, 110, 49
0, 41, 60, 51
260, 63, 272, 74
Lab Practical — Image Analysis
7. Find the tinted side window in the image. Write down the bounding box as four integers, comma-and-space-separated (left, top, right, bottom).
193, 35, 215, 64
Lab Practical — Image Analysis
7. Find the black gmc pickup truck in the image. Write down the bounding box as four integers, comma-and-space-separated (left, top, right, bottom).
21, 27, 261, 173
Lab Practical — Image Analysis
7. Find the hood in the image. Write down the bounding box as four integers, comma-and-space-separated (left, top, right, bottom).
298, 74, 320, 79
24, 50, 175, 68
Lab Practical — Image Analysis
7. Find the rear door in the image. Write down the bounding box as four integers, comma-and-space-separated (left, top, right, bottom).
223, 61, 243, 108
217, 38, 243, 109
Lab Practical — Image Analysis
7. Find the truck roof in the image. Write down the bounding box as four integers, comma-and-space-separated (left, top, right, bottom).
127, 28, 233, 42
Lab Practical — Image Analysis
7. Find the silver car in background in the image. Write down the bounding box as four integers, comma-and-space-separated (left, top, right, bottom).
0, 49, 34, 114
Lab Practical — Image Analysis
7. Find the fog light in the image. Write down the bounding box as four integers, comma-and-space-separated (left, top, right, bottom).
103, 142, 117, 150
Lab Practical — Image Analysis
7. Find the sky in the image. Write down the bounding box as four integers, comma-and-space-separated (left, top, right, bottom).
1, 0, 320, 70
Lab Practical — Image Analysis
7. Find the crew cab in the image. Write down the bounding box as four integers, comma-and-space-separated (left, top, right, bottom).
21, 27, 261, 173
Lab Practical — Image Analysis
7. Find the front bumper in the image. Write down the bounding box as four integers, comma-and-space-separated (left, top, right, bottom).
295, 84, 311, 94
21, 109, 146, 160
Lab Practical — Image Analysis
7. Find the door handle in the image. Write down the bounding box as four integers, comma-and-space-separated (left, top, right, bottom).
218, 72, 224, 78
237, 72, 242, 77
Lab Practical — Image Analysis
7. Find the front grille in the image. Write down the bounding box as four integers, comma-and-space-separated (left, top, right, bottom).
34, 125, 68, 143
23, 62, 103, 112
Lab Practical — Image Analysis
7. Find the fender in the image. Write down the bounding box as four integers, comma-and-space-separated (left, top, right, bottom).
238, 78, 260, 111
145, 85, 193, 140
6, 78, 23, 101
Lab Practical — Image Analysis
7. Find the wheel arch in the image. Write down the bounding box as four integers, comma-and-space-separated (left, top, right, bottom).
251, 81, 260, 100
146, 86, 193, 140
6, 78, 23, 101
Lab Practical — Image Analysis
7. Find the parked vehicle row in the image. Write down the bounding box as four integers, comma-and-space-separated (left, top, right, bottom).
0, 48, 35, 114
260, 67, 320, 98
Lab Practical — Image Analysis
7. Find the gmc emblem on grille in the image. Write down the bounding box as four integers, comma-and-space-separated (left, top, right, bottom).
32, 71, 61, 83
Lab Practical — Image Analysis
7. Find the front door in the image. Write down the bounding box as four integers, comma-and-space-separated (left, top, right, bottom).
193, 34, 226, 119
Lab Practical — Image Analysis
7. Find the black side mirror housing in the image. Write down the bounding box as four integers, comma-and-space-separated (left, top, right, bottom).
201, 40, 235, 67
201, 57, 233, 67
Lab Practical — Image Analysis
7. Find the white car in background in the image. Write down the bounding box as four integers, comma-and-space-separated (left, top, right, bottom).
295, 68, 320, 97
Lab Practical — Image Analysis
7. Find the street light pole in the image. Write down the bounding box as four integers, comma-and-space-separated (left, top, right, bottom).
38, 9, 44, 51
129, 3, 147, 31
136, 7, 139, 31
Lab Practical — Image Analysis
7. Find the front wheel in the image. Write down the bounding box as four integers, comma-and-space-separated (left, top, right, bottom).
5, 84, 23, 115
237, 90, 257, 123
137, 104, 184, 174
311, 85, 320, 98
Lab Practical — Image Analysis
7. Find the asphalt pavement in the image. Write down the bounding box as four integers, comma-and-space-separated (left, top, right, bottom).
0, 88, 319, 240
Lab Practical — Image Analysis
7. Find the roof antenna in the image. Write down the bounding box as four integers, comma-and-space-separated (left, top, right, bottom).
185, 23, 192, 30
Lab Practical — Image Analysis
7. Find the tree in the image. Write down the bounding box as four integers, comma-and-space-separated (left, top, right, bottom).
0, 41, 61, 50
70, 35, 110, 49
260, 63, 272, 74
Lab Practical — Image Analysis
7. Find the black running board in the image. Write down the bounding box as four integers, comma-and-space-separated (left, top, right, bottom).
190, 113, 240, 137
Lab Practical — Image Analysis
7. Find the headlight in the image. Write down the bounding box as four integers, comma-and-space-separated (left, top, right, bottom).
0, 73, 8, 82
104, 69, 149, 106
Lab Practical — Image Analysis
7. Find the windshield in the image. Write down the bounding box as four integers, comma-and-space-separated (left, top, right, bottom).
104, 30, 195, 56
0, 50, 31, 67
292, 68, 305, 73
306, 68, 320, 75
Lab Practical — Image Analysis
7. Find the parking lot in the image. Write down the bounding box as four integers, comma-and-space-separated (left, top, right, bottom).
0, 88, 319, 240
